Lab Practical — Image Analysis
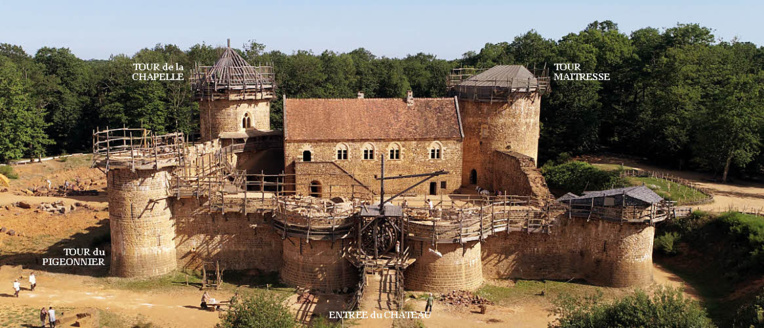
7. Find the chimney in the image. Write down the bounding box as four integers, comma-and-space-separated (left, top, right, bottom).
357, 91, 364, 99
406, 90, 414, 106
227, 38, 231, 48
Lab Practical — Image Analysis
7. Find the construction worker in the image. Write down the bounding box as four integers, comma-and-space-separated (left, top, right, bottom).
13, 279, 20, 297
29, 272, 36, 291
425, 293, 434, 314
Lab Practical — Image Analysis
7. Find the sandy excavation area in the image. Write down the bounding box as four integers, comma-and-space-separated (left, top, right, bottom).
0, 156, 710, 327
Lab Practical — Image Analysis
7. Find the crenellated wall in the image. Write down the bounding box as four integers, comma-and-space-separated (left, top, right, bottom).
108, 168, 178, 277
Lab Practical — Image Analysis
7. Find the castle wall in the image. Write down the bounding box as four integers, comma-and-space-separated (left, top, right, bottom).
489, 151, 551, 201
108, 168, 178, 277
280, 238, 358, 292
481, 217, 654, 287
284, 139, 462, 196
459, 94, 541, 189
172, 198, 283, 273
200, 100, 271, 141
405, 241, 483, 292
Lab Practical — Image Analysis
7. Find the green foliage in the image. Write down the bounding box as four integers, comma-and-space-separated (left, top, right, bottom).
0, 165, 18, 179
218, 291, 295, 328
541, 161, 628, 194
717, 212, 764, 275
626, 177, 708, 204
735, 288, 764, 328
654, 232, 680, 255
552, 286, 714, 328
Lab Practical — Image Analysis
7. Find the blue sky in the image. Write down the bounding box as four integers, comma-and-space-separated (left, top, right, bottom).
1, 0, 761, 60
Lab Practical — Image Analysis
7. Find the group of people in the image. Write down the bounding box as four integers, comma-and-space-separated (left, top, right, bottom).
12, 272, 36, 297
39, 307, 57, 328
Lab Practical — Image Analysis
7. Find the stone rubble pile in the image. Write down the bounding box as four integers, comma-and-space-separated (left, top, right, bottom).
37, 201, 84, 214
439, 290, 493, 306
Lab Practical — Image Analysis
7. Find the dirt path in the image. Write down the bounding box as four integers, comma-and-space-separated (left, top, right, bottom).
0, 265, 223, 327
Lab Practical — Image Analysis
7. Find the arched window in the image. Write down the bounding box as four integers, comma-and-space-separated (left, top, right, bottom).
302, 150, 312, 162
429, 142, 443, 159
336, 143, 348, 160
388, 143, 401, 160
362, 143, 375, 160
310, 181, 322, 198
242, 112, 252, 128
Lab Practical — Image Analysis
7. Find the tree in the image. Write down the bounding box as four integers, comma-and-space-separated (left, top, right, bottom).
0, 56, 52, 161
218, 292, 295, 328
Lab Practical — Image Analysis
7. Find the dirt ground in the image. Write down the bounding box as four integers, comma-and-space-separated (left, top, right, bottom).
581, 154, 764, 212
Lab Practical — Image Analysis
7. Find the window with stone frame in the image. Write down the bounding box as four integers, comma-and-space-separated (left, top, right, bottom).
388, 143, 401, 160
336, 143, 348, 160
429, 142, 443, 159
362, 143, 375, 160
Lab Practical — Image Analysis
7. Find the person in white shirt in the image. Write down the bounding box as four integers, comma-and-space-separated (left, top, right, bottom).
29, 272, 36, 291
48, 307, 56, 328
13, 279, 20, 297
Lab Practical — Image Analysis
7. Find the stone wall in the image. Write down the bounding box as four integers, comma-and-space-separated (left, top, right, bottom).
489, 151, 551, 200
200, 99, 271, 142
281, 238, 358, 292
172, 198, 283, 273
481, 217, 654, 287
108, 168, 178, 277
405, 241, 483, 292
284, 139, 462, 196
459, 94, 541, 189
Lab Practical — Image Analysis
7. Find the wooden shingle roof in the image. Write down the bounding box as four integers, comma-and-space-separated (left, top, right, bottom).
284, 97, 463, 141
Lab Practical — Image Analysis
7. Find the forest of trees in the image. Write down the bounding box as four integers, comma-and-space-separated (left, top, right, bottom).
1, 21, 763, 180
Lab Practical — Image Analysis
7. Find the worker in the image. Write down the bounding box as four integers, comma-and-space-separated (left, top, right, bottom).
13, 279, 20, 297
29, 272, 36, 291
425, 293, 434, 314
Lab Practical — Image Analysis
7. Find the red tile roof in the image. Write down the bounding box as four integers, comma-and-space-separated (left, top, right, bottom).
284, 97, 463, 141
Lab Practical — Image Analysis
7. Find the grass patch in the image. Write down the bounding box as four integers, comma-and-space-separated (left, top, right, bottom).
100, 269, 293, 296
628, 177, 707, 204
0, 305, 39, 327
101, 270, 204, 291
477, 280, 626, 306
0, 164, 19, 179
591, 163, 636, 171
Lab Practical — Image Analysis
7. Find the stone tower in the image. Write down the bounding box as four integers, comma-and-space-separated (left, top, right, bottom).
92, 129, 185, 277
192, 40, 276, 142
449, 66, 550, 191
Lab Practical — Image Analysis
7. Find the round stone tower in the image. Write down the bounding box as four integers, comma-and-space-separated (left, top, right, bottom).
108, 168, 178, 277
280, 238, 358, 292
450, 66, 549, 190
192, 40, 276, 142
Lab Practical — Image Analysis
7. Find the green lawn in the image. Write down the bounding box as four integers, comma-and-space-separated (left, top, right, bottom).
627, 177, 708, 205
591, 163, 636, 171
476, 280, 629, 306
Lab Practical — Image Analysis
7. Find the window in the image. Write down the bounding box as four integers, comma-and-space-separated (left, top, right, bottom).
302, 150, 312, 162
388, 143, 401, 160
310, 181, 322, 198
242, 112, 252, 128
362, 143, 375, 160
336, 143, 348, 160
440, 181, 447, 189
429, 142, 443, 159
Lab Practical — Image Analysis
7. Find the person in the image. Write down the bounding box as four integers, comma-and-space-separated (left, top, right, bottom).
48, 307, 56, 328
29, 272, 36, 291
201, 291, 210, 310
425, 293, 434, 314
40, 307, 48, 328
427, 199, 434, 216
13, 279, 20, 297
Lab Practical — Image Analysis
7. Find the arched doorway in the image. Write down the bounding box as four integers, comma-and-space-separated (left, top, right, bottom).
469, 169, 477, 185
310, 181, 322, 198
302, 150, 312, 162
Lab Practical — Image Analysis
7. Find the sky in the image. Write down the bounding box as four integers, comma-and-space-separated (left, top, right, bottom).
1, 0, 762, 60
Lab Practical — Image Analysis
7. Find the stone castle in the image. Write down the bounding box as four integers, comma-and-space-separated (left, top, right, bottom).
93, 45, 669, 301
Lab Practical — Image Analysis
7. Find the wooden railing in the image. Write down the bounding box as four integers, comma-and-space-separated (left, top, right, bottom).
92, 127, 185, 171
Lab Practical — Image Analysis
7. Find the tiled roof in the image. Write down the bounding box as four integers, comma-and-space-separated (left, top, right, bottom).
574, 186, 664, 204
458, 65, 538, 90
284, 97, 462, 141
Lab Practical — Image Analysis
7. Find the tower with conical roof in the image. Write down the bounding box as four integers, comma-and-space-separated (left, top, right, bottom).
191, 40, 276, 142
